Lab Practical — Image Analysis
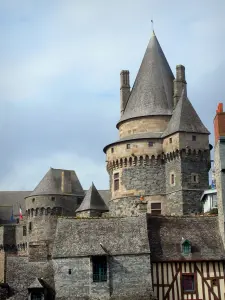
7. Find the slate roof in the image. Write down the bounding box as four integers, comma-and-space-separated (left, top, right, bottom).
103, 132, 162, 153
76, 183, 109, 213
53, 215, 150, 257
147, 215, 225, 261
0, 189, 110, 223
162, 89, 210, 137
118, 32, 174, 126
28, 168, 84, 197
28, 278, 44, 289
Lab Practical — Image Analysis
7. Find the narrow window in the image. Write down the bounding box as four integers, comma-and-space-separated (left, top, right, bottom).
182, 240, 191, 255
192, 135, 196, 141
182, 274, 195, 292
68, 269, 72, 275
51, 196, 55, 201
111, 147, 114, 153
31, 293, 44, 300
23, 226, 27, 236
151, 203, 161, 215
171, 174, 175, 185
148, 141, 154, 147
169, 137, 172, 143
126, 144, 130, 149
92, 256, 107, 282
29, 222, 32, 232
191, 173, 199, 183
114, 173, 119, 191
32, 198, 35, 202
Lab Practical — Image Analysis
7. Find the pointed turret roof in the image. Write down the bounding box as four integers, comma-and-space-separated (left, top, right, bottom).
28, 168, 84, 197
28, 278, 44, 289
76, 183, 109, 213
162, 89, 210, 137
118, 31, 174, 126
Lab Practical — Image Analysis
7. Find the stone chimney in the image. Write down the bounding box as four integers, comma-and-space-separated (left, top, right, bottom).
214, 103, 225, 247
173, 65, 187, 107
120, 70, 130, 116
214, 103, 225, 144
61, 171, 72, 194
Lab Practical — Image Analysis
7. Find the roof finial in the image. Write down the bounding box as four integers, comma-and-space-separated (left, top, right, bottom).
151, 19, 155, 36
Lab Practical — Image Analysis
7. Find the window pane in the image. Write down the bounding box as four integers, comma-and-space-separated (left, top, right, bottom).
151, 203, 161, 209
92, 256, 107, 282
114, 173, 119, 179
182, 275, 194, 291
114, 179, 119, 191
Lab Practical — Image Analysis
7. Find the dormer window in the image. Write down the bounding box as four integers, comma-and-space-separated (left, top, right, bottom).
182, 239, 191, 256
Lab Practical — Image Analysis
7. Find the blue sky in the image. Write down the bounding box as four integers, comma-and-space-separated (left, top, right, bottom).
0, 0, 224, 191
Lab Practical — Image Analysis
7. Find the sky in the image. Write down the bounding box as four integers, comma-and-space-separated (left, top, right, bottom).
0, 0, 224, 191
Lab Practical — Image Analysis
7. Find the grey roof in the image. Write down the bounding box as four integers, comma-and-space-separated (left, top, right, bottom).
76, 183, 109, 213
0, 189, 110, 222
28, 168, 84, 197
118, 31, 174, 126
28, 278, 44, 289
103, 132, 162, 153
162, 89, 210, 137
53, 215, 150, 258
200, 189, 217, 202
147, 215, 225, 261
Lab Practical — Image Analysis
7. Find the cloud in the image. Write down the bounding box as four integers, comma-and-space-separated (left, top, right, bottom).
0, 0, 224, 191
0, 151, 108, 191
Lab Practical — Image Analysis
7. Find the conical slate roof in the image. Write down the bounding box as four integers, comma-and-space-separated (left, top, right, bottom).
162, 89, 210, 137
76, 183, 109, 213
28, 168, 84, 197
118, 31, 174, 126
28, 278, 44, 289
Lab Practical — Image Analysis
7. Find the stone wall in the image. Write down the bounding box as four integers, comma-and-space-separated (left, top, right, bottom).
53, 255, 153, 300
6, 256, 55, 296
118, 116, 170, 138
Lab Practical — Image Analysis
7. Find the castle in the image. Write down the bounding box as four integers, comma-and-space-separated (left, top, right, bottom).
0, 31, 224, 300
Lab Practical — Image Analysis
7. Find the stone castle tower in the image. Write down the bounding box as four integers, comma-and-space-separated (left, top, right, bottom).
25, 168, 84, 260
104, 31, 211, 217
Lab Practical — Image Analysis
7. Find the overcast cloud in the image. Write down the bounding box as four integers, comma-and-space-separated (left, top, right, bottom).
0, 0, 224, 191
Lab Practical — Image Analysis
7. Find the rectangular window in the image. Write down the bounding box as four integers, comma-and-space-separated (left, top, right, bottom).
29, 222, 32, 232
151, 203, 161, 215
92, 256, 107, 282
23, 226, 27, 236
169, 137, 172, 143
114, 173, 119, 191
171, 174, 175, 185
191, 173, 199, 183
192, 135, 196, 141
31, 294, 43, 300
126, 144, 130, 149
182, 274, 195, 292
111, 147, 114, 153
148, 141, 154, 147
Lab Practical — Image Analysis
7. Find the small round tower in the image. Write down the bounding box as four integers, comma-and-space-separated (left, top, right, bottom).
25, 168, 84, 260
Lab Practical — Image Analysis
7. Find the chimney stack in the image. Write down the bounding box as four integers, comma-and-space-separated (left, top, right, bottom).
120, 70, 130, 116
173, 65, 187, 107
214, 103, 225, 145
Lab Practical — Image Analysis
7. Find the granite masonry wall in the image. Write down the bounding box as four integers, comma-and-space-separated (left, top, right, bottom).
53, 255, 153, 300
6, 256, 55, 297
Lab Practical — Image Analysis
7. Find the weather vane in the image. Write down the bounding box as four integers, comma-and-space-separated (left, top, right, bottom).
151, 19, 155, 35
